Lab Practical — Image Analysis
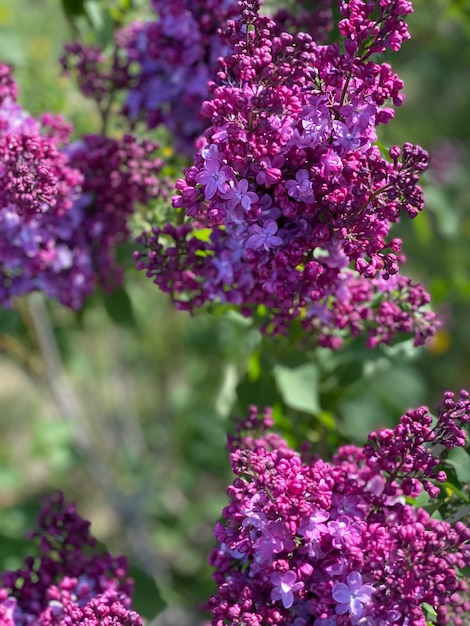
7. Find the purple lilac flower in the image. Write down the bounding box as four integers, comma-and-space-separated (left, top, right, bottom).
271, 571, 305, 609
110, 0, 241, 155
196, 159, 233, 199
332, 571, 375, 621
222, 178, 259, 211
137, 0, 438, 348
246, 221, 283, 251
208, 399, 470, 626
285, 169, 314, 203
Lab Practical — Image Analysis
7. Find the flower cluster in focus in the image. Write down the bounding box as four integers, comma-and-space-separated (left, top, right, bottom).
210, 392, 470, 626
0, 492, 142, 626
0, 64, 163, 308
136, 0, 437, 348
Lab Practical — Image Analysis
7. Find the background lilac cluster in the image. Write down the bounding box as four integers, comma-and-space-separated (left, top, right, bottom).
0, 65, 163, 309
0, 493, 142, 626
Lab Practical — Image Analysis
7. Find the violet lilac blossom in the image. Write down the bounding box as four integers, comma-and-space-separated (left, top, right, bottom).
137, 0, 438, 349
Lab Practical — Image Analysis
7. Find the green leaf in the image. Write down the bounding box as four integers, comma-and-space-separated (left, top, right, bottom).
191, 228, 212, 242
61, 0, 87, 17
247, 351, 261, 382
128, 564, 166, 619
441, 481, 469, 502
84, 0, 104, 29
274, 363, 320, 415
103, 286, 137, 328
446, 447, 470, 483
236, 371, 278, 412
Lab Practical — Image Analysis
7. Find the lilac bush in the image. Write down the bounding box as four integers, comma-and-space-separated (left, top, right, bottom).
209, 395, 470, 626
0, 1, 468, 625
136, 0, 437, 348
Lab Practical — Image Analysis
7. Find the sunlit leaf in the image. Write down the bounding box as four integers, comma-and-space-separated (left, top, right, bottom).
274, 363, 319, 415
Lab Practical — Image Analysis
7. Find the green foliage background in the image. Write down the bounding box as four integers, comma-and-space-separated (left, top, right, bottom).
0, 0, 469, 623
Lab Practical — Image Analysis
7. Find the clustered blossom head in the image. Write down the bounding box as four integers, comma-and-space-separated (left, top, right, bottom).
0, 64, 163, 308
114, 0, 241, 155
61, 42, 130, 105
64, 133, 163, 297
136, 0, 437, 348
106, 0, 333, 156
0, 492, 142, 625
209, 392, 470, 626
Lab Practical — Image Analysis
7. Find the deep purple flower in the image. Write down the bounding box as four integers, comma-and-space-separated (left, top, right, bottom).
0, 493, 143, 626
0, 64, 164, 309
209, 398, 470, 626
137, 0, 437, 348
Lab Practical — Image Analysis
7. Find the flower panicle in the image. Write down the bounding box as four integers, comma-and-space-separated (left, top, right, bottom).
0, 492, 143, 626
210, 393, 470, 626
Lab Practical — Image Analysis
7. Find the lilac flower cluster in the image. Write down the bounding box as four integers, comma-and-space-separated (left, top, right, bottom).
0, 492, 142, 626
136, 0, 437, 347
113, 0, 241, 155
210, 393, 470, 626
65, 133, 163, 296
61, 42, 130, 106
0, 64, 163, 308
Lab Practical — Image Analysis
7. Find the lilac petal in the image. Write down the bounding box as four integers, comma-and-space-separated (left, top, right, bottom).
332, 583, 350, 603
283, 570, 297, 585
347, 571, 362, 590
349, 597, 364, 619
282, 590, 294, 609
356, 585, 375, 603
334, 603, 349, 615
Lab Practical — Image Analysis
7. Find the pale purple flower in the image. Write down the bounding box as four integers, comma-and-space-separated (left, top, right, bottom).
332, 571, 375, 621
320, 150, 343, 175
328, 516, 362, 548
196, 158, 233, 199
285, 169, 314, 203
222, 178, 259, 211
294, 98, 331, 147
270, 570, 304, 609
254, 520, 295, 563
331, 495, 365, 520
324, 557, 348, 577
212, 252, 234, 284
298, 507, 329, 540
338, 102, 376, 132
246, 220, 283, 251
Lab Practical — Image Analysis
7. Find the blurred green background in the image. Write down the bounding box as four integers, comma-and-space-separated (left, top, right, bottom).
0, 0, 469, 623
